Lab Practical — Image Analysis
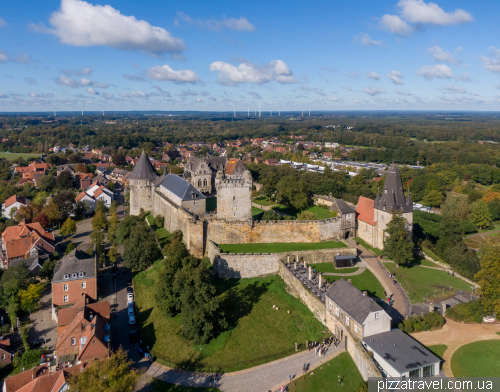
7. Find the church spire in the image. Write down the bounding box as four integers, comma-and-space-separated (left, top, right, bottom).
128, 150, 159, 181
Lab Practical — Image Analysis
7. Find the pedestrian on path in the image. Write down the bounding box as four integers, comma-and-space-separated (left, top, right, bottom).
289, 375, 292, 382
281, 385, 284, 391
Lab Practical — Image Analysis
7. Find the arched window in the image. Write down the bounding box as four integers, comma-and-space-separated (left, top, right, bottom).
203, 179, 208, 186
198, 179, 202, 187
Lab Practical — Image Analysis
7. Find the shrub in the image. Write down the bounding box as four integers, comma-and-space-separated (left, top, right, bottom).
64, 242, 76, 255
398, 313, 445, 333
460, 221, 478, 235
447, 300, 486, 323
154, 215, 164, 228
297, 211, 318, 220
261, 209, 282, 221
21, 349, 42, 366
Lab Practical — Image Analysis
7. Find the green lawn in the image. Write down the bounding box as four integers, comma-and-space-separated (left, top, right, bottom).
153, 380, 219, 392
145, 212, 170, 248
309, 263, 359, 274
323, 269, 385, 300
206, 197, 217, 212
134, 273, 328, 372
451, 340, 500, 377
421, 247, 445, 263
354, 237, 383, 256
219, 241, 347, 254
271, 205, 335, 220
385, 264, 475, 304
465, 222, 500, 236
252, 196, 278, 206
251, 206, 265, 220
427, 344, 447, 359
288, 352, 364, 392
0, 152, 42, 161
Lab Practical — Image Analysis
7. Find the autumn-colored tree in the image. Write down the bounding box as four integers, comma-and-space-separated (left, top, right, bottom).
108, 245, 118, 264
18, 283, 44, 314
60, 217, 77, 237
475, 236, 500, 318
107, 212, 119, 244
482, 189, 500, 203
74, 163, 88, 173
17, 205, 35, 223
42, 199, 62, 225
92, 210, 108, 231
471, 200, 493, 229
33, 213, 50, 228
67, 348, 140, 392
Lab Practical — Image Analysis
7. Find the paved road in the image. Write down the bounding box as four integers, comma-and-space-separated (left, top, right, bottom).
147, 344, 345, 392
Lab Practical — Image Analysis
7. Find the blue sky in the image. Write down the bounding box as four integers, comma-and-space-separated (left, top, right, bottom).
1, 0, 500, 112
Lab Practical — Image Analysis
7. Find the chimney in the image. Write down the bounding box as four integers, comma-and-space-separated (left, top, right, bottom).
348, 279, 352, 284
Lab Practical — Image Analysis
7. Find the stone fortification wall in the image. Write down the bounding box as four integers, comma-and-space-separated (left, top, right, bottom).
278, 260, 381, 381
209, 241, 357, 278
278, 261, 326, 323
152, 189, 204, 257
314, 194, 335, 208
207, 218, 342, 245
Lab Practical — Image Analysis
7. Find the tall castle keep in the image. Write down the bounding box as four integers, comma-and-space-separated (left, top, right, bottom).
215, 166, 252, 221
356, 164, 413, 249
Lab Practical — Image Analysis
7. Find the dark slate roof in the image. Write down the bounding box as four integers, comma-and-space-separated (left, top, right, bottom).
335, 199, 356, 214
10, 254, 49, 276
326, 278, 384, 324
52, 248, 96, 283
362, 329, 440, 374
158, 174, 206, 201
128, 150, 158, 181
374, 164, 412, 213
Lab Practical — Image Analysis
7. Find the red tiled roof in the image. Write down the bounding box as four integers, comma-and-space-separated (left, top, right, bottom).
224, 158, 240, 175
4, 364, 49, 392
356, 196, 376, 226
4, 195, 27, 208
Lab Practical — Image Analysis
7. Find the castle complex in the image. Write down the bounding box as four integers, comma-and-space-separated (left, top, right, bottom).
129, 151, 412, 257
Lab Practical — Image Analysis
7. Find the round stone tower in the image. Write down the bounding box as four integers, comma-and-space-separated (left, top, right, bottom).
128, 150, 159, 216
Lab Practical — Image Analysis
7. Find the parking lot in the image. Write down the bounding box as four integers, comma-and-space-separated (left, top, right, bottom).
21, 288, 58, 350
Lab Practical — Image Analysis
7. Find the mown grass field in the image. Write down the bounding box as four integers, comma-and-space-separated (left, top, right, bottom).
251, 206, 265, 220
271, 205, 334, 220
427, 344, 447, 359
0, 152, 42, 161
252, 196, 278, 206
288, 352, 364, 392
354, 237, 383, 256
451, 340, 500, 377
219, 241, 347, 254
385, 263, 475, 304
134, 272, 329, 372
323, 269, 385, 300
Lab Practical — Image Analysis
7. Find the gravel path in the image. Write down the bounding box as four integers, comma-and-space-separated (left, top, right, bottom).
147, 343, 344, 392
411, 318, 500, 376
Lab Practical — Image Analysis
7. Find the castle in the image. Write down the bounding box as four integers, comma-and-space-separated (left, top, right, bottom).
129, 151, 412, 258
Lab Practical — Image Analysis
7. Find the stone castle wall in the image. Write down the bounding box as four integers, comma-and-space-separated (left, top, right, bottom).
129, 180, 154, 216
216, 177, 252, 221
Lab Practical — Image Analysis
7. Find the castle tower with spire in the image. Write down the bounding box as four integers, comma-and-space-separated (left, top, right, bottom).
356, 164, 413, 249
128, 150, 159, 215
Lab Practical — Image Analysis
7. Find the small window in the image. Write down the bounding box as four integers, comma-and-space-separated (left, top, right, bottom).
336, 308, 339, 316
375, 312, 379, 319
1, 354, 5, 360
194, 200, 197, 206
383, 206, 386, 211
81, 281, 86, 289
63, 295, 68, 303
354, 324, 358, 333
146, 181, 149, 186
71, 338, 76, 346
72, 273, 77, 278
346, 316, 350, 326
63, 284, 68, 292
64, 274, 69, 279
137, 181, 140, 186
329, 302, 332, 310
79, 272, 84, 277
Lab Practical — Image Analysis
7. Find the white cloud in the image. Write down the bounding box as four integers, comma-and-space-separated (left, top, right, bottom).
248, 91, 262, 99
459, 73, 471, 82
120, 90, 159, 99
396, 90, 412, 96
479, 47, 500, 73
179, 89, 197, 97
416, 64, 453, 80
0, 93, 7, 98
366, 71, 380, 80
209, 59, 299, 86
93, 82, 109, 88
0, 49, 9, 63
362, 87, 386, 96
35, 0, 186, 55
380, 14, 412, 36
86, 87, 98, 95
387, 70, 404, 85
124, 73, 147, 81
24, 77, 37, 85
146, 64, 200, 83
300, 86, 326, 95
27, 93, 54, 98
176, 11, 255, 32
152, 84, 172, 98
62, 66, 92, 76
55, 75, 107, 88
15, 53, 33, 63
345, 86, 353, 91
427, 46, 462, 65
354, 33, 382, 46
398, 0, 473, 26
440, 85, 466, 94
0, 18, 5, 27
101, 93, 114, 100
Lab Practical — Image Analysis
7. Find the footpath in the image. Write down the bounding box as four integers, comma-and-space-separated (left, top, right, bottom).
146, 344, 344, 392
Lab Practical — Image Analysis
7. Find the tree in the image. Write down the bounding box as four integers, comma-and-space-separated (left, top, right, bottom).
107, 212, 119, 244
67, 348, 140, 392
487, 198, 500, 221
18, 284, 44, 314
276, 175, 311, 210
123, 221, 160, 270
65, 242, 76, 255
68, 154, 83, 164
296, 210, 318, 220
108, 181, 115, 191
92, 210, 108, 231
0, 264, 31, 307
94, 199, 106, 214
261, 209, 282, 221
74, 200, 89, 219
115, 215, 141, 244
112, 154, 127, 166
42, 199, 62, 225
383, 212, 414, 265
474, 237, 500, 318
153, 214, 164, 228
109, 201, 118, 214
471, 200, 493, 229
90, 230, 104, 254
40, 258, 57, 281
55, 171, 74, 190
423, 190, 444, 208
108, 245, 118, 264
33, 213, 50, 229
60, 217, 77, 237
9, 207, 17, 220
17, 205, 35, 223
7, 296, 19, 329
74, 163, 87, 173
33, 191, 49, 210
53, 190, 76, 218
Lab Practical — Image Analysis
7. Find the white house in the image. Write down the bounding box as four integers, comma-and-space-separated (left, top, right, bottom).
2, 195, 30, 218
75, 191, 96, 214
362, 329, 441, 378
93, 187, 114, 207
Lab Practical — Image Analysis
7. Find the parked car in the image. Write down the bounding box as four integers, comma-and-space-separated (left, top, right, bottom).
127, 297, 134, 305
126, 280, 132, 287
128, 307, 134, 317
127, 287, 133, 294
129, 330, 138, 343
30, 338, 45, 349
127, 293, 134, 301
128, 315, 136, 325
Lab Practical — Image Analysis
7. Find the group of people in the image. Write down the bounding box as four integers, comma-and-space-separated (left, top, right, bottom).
389, 272, 397, 286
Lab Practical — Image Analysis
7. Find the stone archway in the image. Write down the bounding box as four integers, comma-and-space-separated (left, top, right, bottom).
344, 230, 352, 239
